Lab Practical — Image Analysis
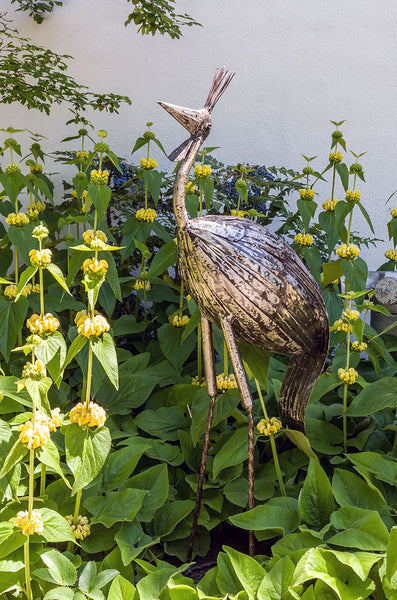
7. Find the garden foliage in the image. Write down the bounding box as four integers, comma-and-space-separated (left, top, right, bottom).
0, 120, 397, 599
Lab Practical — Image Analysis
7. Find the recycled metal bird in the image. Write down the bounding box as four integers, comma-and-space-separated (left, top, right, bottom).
158, 67, 329, 560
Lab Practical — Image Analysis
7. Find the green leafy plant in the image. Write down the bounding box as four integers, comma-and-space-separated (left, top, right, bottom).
0, 119, 397, 599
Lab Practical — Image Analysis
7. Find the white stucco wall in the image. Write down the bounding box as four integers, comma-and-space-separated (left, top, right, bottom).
2, 0, 397, 269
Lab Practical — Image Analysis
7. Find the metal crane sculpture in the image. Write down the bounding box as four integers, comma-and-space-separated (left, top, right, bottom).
158, 67, 329, 560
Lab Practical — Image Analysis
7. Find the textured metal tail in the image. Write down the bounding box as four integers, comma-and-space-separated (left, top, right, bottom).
204, 66, 235, 111
278, 328, 329, 432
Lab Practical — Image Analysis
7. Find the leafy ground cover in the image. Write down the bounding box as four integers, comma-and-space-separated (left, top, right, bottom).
0, 122, 396, 599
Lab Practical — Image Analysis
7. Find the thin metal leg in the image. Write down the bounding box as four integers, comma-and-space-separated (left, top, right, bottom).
220, 316, 255, 557
187, 315, 217, 562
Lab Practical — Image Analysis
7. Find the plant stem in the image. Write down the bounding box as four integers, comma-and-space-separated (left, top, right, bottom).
255, 378, 286, 496
14, 246, 18, 285
24, 539, 32, 600
67, 489, 82, 552
23, 448, 35, 600
39, 463, 46, 498
330, 165, 336, 201
85, 343, 93, 411
73, 490, 82, 524
343, 326, 351, 453
269, 433, 286, 496
28, 450, 34, 519
39, 267, 44, 317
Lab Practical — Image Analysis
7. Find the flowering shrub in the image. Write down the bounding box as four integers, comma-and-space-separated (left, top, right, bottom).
0, 119, 397, 599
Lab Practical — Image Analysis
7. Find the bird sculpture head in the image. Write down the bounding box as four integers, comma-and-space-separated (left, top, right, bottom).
158, 67, 235, 162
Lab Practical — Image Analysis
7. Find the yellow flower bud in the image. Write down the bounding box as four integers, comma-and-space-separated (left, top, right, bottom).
299, 188, 315, 201
194, 164, 212, 179
135, 208, 157, 222
90, 169, 109, 185
231, 209, 246, 218
329, 151, 343, 164
294, 233, 314, 247
15, 511, 43, 536
70, 401, 106, 427
338, 367, 358, 385
26, 313, 60, 336
29, 248, 52, 268
322, 199, 338, 212
336, 243, 360, 259
65, 514, 91, 539
6, 212, 29, 227
18, 418, 51, 449
82, 258, 108, 277
216, 373, 238, 392
140, 157, 157, 170
170, 314, 189, 328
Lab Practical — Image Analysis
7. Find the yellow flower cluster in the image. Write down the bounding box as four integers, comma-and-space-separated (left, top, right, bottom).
6, 212, 29, 227
18, 417, 51, 449
352, 341, 367, 352
4, 283, 33, 299
186, 181, 196, 194
216, 373, 238, 392
5, 163, 21, 175
194, 164, 212, 179
90, 169, 109, 185
257, 417, 282, 436
140, 157, 157, 170
82, 258, 108, 277
82, 229, 107, 246
27, 313, 60, 335
336, 243, 360, 259
49, 408, 62, 430
35, 408, 62, 432
32, 224, 49, 240
76, 151, 89, 160
342, 308, 360, 321
322, 199, 338, 212
65, 515, 91, 540
191, 375, 206, 387
329, 151, 343, 164
385, 249, 397, 261
391, 208, 397, 218
294, 233, 313, 247
170, 314, 190, 327
27, 201, 46, 220
338, 367, 358, 385
22, 359, 46, 381
70, 401, 106, 428
333, 319, 352, 333
299, 188, 315, 201
75, 310, 110, 338
231, 210, 247, 218
29, 164, 43, 174
133, 279, 151, 291
135, 208, 157, 222
29, 248, 52, 268
73, 189, 89, 200
345, 190, 361, 203
15, 511, 43, 536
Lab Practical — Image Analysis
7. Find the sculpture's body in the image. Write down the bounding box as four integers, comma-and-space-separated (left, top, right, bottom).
159, 67, 329, 559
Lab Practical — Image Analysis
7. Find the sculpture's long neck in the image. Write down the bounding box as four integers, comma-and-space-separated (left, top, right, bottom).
173, 135, 204, 230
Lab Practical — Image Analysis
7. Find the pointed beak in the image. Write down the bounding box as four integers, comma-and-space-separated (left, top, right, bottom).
157, 101, 203, 136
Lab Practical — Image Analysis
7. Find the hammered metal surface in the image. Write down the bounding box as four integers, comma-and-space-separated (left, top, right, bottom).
178, 215, 328, 357
159, 66, 329, 432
